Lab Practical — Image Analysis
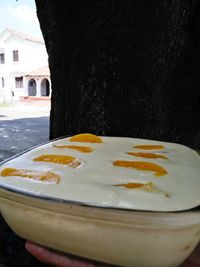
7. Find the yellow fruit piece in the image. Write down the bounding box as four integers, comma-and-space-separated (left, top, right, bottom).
53, 144, 93, 153
69, 133, 103, 143
33, 154, 76, 165
113, 160, 167, 177
127, 152, 168, 159
114, 182, 154, 190
114, 182, 170, 197
133, 145, 164, 150
0, 168, 60, 183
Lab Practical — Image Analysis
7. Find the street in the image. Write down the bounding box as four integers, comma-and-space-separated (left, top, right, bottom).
0, 100, 50, 162
0, 100, 51, 267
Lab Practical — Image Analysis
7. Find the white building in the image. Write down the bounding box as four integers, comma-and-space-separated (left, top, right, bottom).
0, 28, 51, 102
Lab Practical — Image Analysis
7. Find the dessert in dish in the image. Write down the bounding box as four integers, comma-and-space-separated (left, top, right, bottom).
0, 133, 200, 267
0, 133, 200, 212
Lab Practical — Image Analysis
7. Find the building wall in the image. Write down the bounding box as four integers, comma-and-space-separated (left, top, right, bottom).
0, 32, 49, 102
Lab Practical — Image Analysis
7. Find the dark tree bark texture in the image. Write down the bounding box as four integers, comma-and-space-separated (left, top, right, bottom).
35, 0, 200, 148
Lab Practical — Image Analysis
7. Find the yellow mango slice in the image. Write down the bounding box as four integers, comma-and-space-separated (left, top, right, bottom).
114, 182, 170, 197
0, 168, 60, 183
127, 152, 168, 159
133, 145, 164, 150
69, 133, 103, 143
114, 182, 154, 190
33, 154, 80, 167
113, 160, 167, 177
53, 144, 93, 153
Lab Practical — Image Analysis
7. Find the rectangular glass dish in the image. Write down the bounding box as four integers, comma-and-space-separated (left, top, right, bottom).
0, 134, 200, 267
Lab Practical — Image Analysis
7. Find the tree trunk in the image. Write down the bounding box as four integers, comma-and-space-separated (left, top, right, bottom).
35, 0, 200, 148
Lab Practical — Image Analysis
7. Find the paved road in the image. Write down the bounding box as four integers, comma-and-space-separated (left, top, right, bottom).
0, 100, 50, 162
0, 100, 51, 267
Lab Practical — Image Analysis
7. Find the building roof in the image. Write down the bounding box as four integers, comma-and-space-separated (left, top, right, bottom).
0, 28, 44, 44
25, 66, 50, 77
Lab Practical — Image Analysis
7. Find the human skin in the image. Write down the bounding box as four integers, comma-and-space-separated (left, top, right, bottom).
25, 242, 110, 267
25, 241, 200, 267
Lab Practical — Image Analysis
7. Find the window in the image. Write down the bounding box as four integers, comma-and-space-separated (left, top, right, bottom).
1, 77, 5, 88
13, 50, 19, 62
0, 53, 5, 64
15, 77, 23, 88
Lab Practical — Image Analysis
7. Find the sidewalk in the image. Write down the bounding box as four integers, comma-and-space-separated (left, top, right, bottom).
0, 100, 50, 162
0, 99, 50, 120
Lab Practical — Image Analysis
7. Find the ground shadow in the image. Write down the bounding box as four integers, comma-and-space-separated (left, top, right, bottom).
0, 116, 51, 267
0, 116, 49, 162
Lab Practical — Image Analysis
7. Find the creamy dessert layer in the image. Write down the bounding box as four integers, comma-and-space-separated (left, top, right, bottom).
0, 133, 199, 212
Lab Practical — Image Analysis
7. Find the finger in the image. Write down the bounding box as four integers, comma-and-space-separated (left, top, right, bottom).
25, 241, 84, 267
25, 241, 108, 267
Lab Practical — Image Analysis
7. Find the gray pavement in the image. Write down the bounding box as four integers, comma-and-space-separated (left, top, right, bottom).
0, 100, 50, 162
0, 100, 51, 267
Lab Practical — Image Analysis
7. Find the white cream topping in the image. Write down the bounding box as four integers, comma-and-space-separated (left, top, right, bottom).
0, 136, 200, 212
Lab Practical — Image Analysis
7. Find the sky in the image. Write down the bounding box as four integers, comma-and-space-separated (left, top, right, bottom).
0, 0, 43, 39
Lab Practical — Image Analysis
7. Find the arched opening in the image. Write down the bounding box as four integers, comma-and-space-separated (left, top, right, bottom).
41, 78, 50, 96
28, 79, 36, 96
1, 77, 5, 88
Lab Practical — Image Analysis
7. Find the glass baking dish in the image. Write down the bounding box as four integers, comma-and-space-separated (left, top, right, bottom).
0, 137, 199, 267
0, 187, 200, 267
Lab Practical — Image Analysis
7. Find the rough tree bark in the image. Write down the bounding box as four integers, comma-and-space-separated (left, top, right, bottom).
35, 0, 200, 148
